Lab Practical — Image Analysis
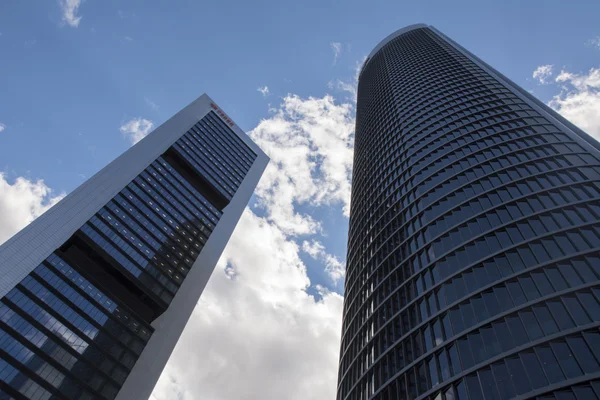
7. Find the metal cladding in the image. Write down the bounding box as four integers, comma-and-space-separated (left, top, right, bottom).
338, 25, 600, 400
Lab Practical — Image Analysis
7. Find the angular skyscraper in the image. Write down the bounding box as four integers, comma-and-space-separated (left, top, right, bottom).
0, 94, 268, 400
338, 24, 600, 400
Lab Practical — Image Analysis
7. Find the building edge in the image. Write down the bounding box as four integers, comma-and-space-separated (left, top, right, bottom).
115, 133, 268, 400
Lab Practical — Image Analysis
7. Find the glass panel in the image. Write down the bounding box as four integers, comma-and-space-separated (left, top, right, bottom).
457, 339, 474, 370
520, 351, 548, 389
547, 300, 575, 330
491, 362, 516, 399
563, 296, 591, 326
533, 305, 560, 335
519, 310, 543, 340
551, 341, 582, 379
478, 368, 500, 400
504, 356, 531, 395
465, 374, 483, 399
535, 345, 565, 384
566, 336, 599, 374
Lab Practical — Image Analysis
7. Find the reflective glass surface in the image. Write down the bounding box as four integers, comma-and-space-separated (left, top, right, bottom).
0, 255, 151, 400
0, 111, 257, 399
338, 26, 600, 400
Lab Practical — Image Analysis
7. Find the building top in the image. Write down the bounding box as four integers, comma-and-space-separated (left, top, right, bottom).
360, 23, 430, 77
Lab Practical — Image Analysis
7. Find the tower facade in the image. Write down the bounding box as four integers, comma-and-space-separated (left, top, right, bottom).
0, 94, 268, 400
338, 24, 600, 400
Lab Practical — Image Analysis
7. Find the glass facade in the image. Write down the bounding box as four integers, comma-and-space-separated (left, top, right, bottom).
0, 110, 257, 399
337, 26, 600, 400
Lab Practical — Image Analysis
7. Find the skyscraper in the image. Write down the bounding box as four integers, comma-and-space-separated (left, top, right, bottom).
0, 94, 268, 400
338, 24, 600, 400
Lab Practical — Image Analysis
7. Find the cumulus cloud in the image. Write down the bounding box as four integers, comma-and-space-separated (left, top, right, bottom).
533, 64, 554, 84
0, 85, 354, 400
257, 86, 270, 97
0, 123, 5, 133
549, 67, 600, 140
151, 93, 355, 399
58, 0, 83, 27
0, 173, 64, 245
151, 210, 344, 400
120, 117, 154, 145
331, 42, 342, 65
249, 94, 354, 235
302, 239, 346, 283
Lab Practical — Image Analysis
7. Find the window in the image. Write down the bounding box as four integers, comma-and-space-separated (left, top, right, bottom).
506, 316, 528, 346
505, 356, 531, 395
520, 310, 543, 340
533, 305, 560, 335
448, 344, 461, 375
465, 374, 483, 399
491, 362, 516, 399
548, 300, 575, 330
520, 351, 548, 389
457, 338, 474, 370
507, 281, 527, 306
576, 292, 600, 322
493, 320, 515, 352
551, 341, 582, 379
567, 336, 599, 374
535, 345, 565, 384
531, 271, 553, 296
468, 332, 486, 364
438, 350, 451, 381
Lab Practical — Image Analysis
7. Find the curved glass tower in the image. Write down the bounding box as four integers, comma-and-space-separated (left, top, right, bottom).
338, 24, 600, 400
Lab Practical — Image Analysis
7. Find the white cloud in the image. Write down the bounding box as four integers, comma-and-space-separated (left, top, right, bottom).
58, 0, 83, 28
330, 42, 342, 65
302, 239, 346, 283
0, 123, 5, 133
587, 36, 600, 50
249, 94, 354, 235
151, 93, 355, 399
120, 117, 154, 145
549, 67, 600, 140
302, 239, 325, 258
533, 64, 554, 84
0, 83, 355, 400
257, 86, 270, 97
329, 79, 357, 102
145, 97, 159, 111
0, 173, 64, 245
327, 56, 365, 104
151, 210, 344, 400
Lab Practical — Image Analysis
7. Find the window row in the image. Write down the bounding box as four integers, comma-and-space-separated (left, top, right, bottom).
33, 264, 145, 354
346, 142, 594, 283
45, 255, 152, 342
340, 252, 600, 374
341, 298, 600, 400
81, 223, 173, 304
423, 332, 600, 400
342, 202, 600, 338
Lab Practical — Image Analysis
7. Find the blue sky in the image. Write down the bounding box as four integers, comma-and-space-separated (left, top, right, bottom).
0, 1, 599, 399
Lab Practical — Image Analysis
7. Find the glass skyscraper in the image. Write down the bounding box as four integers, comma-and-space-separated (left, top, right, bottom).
337, 24, 600, 400
0, 94, 268, 400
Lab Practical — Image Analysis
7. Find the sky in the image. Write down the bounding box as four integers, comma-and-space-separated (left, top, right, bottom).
0, 0, 599, 399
